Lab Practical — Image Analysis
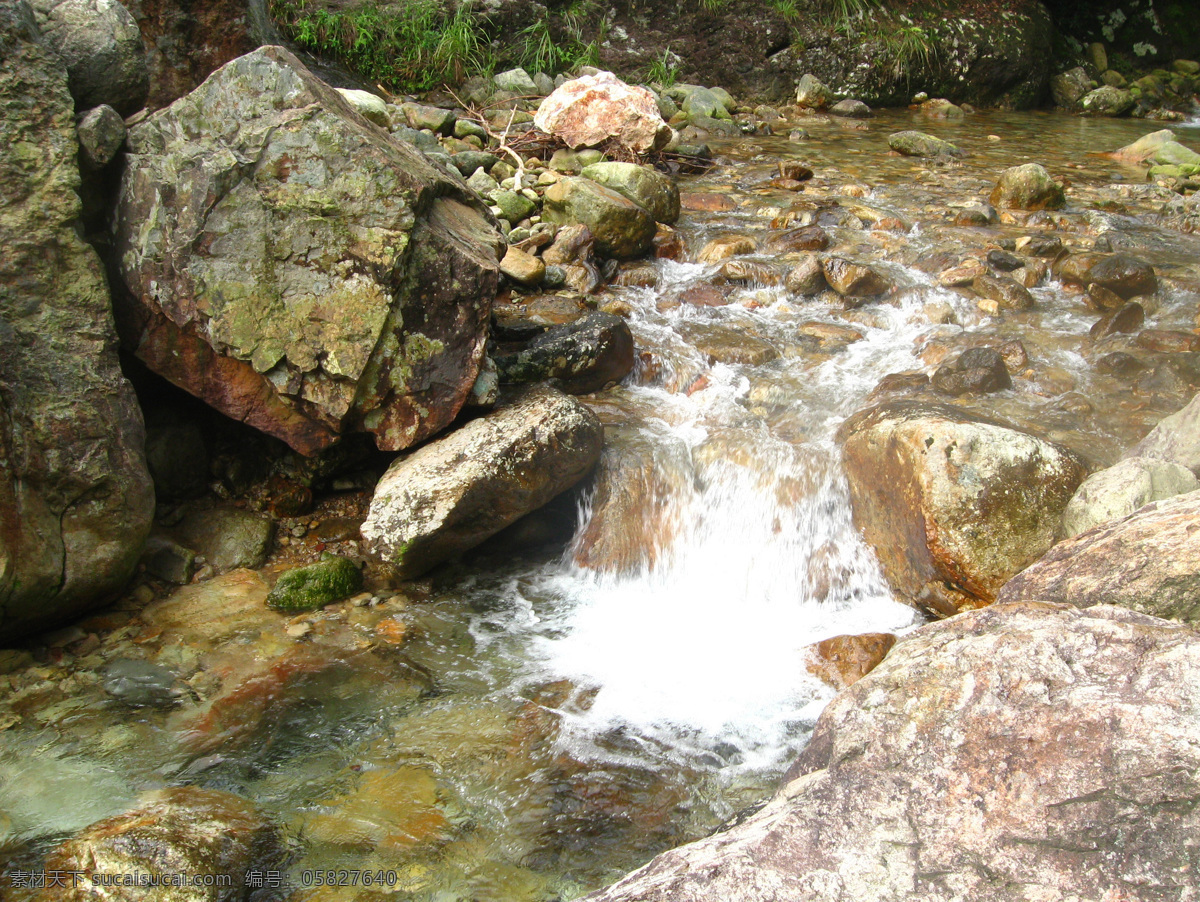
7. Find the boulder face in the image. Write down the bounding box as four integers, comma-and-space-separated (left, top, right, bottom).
30, 0, 149, 114
838, 401, 1087, 617
361, 385, 604, 577
111, 46, 504, 456
534, 71, 671, 154
583, 602, 1200, 902
997, 491, 1200, 623
989, 162, 1065, 210
0, 0, 154, 642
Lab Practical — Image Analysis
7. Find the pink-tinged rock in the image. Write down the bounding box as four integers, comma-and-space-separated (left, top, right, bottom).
582, 602, 1200, 902
534, 71, 671, 154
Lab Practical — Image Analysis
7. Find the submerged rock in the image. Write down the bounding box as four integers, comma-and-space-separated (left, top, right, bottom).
111, 46, 503, 456
1061, 455, 1197, 537
989, 162, 1065, 210
361, 385, 603, 578
582, 602, 1200, 902
266, 554, 363, 613
838, 401, 1086, 616
821, 257, 892, 303
534, 71, 671, 154
496, 312, 635, 394
39, 786, 278, 902
1, 2, 154, 642
999, 492, 1200, 622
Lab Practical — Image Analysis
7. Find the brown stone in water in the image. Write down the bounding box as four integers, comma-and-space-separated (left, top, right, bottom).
1136, 329, 1200, 353
778, 160, 814, 181
652, 223, 684, 259
973, 272, 1035, 310
697, 235, 758, 264
838, 401, 1086, 616
678, 284, 732, 307
681, 192, 738, 212
767, 177, 806, 191
806, 632, 897, 689
766, 225, 831, 253
1090, 302, 1145, 340
822, 257, 892, 301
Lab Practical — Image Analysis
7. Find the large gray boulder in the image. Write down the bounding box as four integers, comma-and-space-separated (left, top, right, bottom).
30, 0, 148, 114
998, 491, 1200, 622
361, 385, 603, 577
583, 602, 1200, 902
989, 163, 1065, 210
838, 401, 1086, 617
542, 176, 657, 259
1061, 455, 1197, 537
111, 46, 504, 456
0, 0, 154, 642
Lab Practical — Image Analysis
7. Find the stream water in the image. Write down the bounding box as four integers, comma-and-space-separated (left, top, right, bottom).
3, 109, 1200, 901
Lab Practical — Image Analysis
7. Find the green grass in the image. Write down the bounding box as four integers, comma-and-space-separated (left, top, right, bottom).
514, 9, 604, 76
645, 46, 680, 90
270, 0, 492, 92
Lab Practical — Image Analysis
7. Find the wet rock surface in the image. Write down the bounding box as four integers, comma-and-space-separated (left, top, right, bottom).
495, 312, 635, 394
839, 401, 1087, 616
583, 603, 1200, 902
362, 385, 603, 577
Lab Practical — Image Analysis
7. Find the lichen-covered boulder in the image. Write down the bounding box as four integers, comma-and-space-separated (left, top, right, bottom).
582, 602, 1200, 902
1080, 84, 1134, 115
989, 162, 1065, 210
1061, 455, 1197, 537
1050, 65, 1092, 108
362, 385, 603, 578
30, 0, 148, 114
534, 71, 671, 154
794, 73, 832, 109
838, 401, 1087, 616
111, 46, 504, 456
38, 786, 279, 902
580, 161, 680, 224
999, 490, 1200, 623
0, 0, 154, 642
542, 177, 657, 259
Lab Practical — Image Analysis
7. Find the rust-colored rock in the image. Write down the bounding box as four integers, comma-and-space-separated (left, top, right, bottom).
805, 632, 896, 689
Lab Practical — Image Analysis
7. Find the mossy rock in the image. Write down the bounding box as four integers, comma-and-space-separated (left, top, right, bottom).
266, 554, 363, 613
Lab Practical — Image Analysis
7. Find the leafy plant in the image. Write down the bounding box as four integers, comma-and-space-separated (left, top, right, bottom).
646, 47, 680, 90
768, 0, 800, 21
515, 9, 604, 75
881, 23, 938, 85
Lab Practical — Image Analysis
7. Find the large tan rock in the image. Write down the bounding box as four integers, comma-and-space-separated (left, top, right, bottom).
583, 602, 1200, 902
361, 385, 603, 577
989, 162, 1065, 210
542, 177, 657, 259
534, 71, 671, 154
0, 1, 154, 642
838, 401, 1086, 616
998, 490, 1200, 622
111, 46, 503, 456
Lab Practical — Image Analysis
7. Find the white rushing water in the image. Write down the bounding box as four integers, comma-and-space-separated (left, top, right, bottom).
475, 256, 992, 776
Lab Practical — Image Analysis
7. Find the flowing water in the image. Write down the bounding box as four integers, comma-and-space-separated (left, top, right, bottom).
4, 109, 1200, 901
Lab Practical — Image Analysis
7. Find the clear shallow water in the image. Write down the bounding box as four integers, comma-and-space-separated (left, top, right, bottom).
3, 110, 1200, 901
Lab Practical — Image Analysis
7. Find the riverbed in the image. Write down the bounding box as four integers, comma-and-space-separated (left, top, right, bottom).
2, 108, 1200, 901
